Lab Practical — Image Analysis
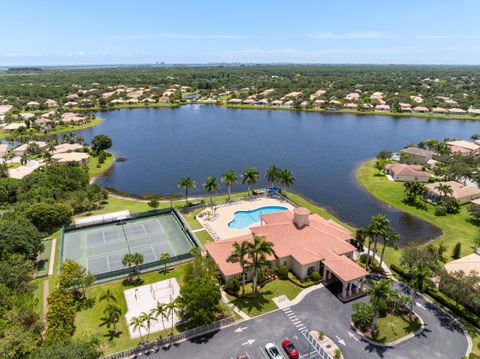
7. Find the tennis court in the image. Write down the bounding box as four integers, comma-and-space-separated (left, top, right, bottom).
62, 211, 197, 279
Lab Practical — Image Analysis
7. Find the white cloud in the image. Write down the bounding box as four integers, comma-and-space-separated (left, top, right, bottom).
112, 33, 246, 40
309, 32, 399, 39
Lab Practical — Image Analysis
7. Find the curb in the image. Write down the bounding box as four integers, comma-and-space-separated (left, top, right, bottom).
350, 311, 425, 347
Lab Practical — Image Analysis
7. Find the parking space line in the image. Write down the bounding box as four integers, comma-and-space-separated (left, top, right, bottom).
259, 346, 269, 359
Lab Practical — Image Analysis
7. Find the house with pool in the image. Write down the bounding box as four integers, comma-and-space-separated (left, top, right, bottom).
203, 201, 368, 299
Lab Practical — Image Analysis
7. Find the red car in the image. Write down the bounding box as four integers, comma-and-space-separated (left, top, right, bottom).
282, 339, 299, 359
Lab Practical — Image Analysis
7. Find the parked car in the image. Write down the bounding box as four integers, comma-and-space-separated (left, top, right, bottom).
237, 353, 250, 359
282, 339, 299, 359
265, 343, 283, 359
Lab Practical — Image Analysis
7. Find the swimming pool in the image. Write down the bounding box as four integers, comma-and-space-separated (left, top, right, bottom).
228, 206, 288, 229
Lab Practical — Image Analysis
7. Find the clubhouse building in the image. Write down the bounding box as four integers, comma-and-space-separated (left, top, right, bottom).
205, 207, 368, 299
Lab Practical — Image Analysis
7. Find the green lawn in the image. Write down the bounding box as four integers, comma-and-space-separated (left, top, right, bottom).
195, 230, 214, 245
36, 239, 52, 277
356, 159, 479, 267
226, 279, 301, 317
88, 151, 114, 178
74, 265, 187, 355
373, 315, 421, 344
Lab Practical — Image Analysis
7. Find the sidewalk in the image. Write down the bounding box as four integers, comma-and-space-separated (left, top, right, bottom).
220, 289, 250, 320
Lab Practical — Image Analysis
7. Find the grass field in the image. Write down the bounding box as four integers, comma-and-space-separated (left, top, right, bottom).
88, 151, 114, 178
373, 315, 421, 344
74, 265, 187, 355
36, 239, 52, 277
356, 159, 479, 267
226, 279, 301, 317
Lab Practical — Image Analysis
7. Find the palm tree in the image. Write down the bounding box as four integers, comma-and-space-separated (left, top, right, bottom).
408, 266, 432, 316
20, 153, 28, 165
99, 288, 117, 304
177, 176, 196, 205
278, 169, 295, 194
367, 214, 390, 268
374, 160, 386, 174
265, 165, 280, 188
131, 252, 144, 281
246, 235, 276, 294
140, 311, 156, 342
367, 278, 393, 333
130, 315, 147, 343
241, 167, 259, 195
122, 253, 134, 281
228, 241, 250, 295
433, 141, 451, 158
378, 228, 400, 267
435, 183, 453, 197
221, 170, 238, 201
151, 302, 168, 333
160, 252, 171, 273
103, 303, 122, 335
203, 176, 220, 204
166, 299, 179, 335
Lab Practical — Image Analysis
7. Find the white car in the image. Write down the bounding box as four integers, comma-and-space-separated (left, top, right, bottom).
265, 343, 283, 359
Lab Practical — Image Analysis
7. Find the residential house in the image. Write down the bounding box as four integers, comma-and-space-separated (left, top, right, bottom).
110, 99, 125, 105
34, 118, 53, 130
413, 106, 429, 113
3, 122, 26, 132
52, 143, 84, 155
80, 99, 93, 107
345, 92, 360, 101
242, 98, 256, 105
64, 101, 78, 108
45, 99, 58, 108
313, 100, 325, 108
449, 108, 467, 115
19, 113, 35, 121
228, 98, 242, 105
384, 163, 430, 182
446, 140, 480, 156
13, 141, 48, 157
66, 94, 79, 101
401, 147, 435, 165
51, 152, 89, 165
283, 100, 294, 108
26, 101, 39, 109
375, 104, 390, 112
432, 107, 448, 114
271, 100, 283, 107
256, 99, 269, 106
344, 103, 357, 110
205, 208, 368, 298
8, 166, 36, 179
0, 105, 13, 115
468, 108, 480, 116
425, 181, 480, 204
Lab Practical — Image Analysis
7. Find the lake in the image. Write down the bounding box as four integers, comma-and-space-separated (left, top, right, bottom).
74, 105, 480, 245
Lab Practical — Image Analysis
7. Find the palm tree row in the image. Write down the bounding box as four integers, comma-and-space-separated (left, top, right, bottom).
122, 252, 144, 282
228, 234, 276, 295
177, 165, 295, 204
130, 298, 180, 343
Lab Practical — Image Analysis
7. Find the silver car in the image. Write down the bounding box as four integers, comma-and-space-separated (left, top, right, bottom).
265, 343, 283, 359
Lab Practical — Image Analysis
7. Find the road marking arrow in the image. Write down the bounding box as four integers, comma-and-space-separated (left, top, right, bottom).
348, 331, 359, 341
335, 335, 346, 346
235, 326, 248, 333
242, 339, 255, 346
416, 301, 427, 310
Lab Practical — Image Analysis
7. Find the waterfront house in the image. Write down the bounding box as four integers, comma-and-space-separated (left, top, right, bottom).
110, 99, 125, 105
282, 91, 302, 99
52, 143, 84, 155
449, 108, 467, 115
446, 140, 480, 156
345, 92, 360, 101
444, 252, 480, 276
283, 100, 294, 108
432, 107, 448, 114
271, 100, 283, 107
401, 147, 435, 165
19, 113, 35, 121
425, 181, 480, 204
400, 103, 412, 112
51, 152, 89, 165
205, 207, 367, 299
468, 108, 480, 116
375, 104, 390, 112
80, 99, 93, 107
384, 163, 430, 182
66, 94, 79, 101
313, 99, 325, 108
344, 103, 357, 110
328, 100, 342, 110
413, 106, 429, 113
126, 98, 139, 105
242, 98, 256, 105
228, 98, 242, 105
256, 99, 269, 106
370, 92, 383, 101
34, 118, 53, 130
300, 101, 309, 108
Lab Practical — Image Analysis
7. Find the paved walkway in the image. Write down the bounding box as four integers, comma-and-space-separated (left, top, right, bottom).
48, 239, 56, 275
221, 289, 250, 320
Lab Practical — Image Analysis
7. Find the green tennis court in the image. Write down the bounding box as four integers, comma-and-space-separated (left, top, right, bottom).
62, 212, 196, 278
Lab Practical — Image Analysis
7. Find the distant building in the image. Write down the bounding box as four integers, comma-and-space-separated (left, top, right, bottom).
384, 163, 430, 182
400, 147, 435, 165
425, 181, 480, 204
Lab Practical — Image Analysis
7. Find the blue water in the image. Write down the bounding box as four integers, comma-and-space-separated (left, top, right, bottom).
228, 206, 288, 229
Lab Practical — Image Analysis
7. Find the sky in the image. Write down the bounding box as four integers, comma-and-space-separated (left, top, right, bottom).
1, 0, 480, 66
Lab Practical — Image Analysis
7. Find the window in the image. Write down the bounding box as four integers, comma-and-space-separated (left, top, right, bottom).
284, 261, 287, 266
307, 266, 315, 276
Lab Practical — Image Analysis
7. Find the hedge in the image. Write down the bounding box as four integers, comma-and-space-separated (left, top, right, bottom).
390, 264, 480, 329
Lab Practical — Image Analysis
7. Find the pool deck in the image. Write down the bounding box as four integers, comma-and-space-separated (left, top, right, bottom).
197, 197, 294, 240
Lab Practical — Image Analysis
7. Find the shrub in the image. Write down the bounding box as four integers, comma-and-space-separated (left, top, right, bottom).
276, 265, 289, 280
318, 331, 325, 340
359, 253, 368, 263
148, 199, 159, 209
351, 303, 374, 331
452, 242, 461, 259
334, 348, 342, 358
434, 205, 447, 216
225, 277, 240, 296
310, 271, 321, 282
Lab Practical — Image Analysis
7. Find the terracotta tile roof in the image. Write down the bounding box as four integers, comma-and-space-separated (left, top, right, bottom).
205, 208, 367, 282
427, 181, 480, 199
